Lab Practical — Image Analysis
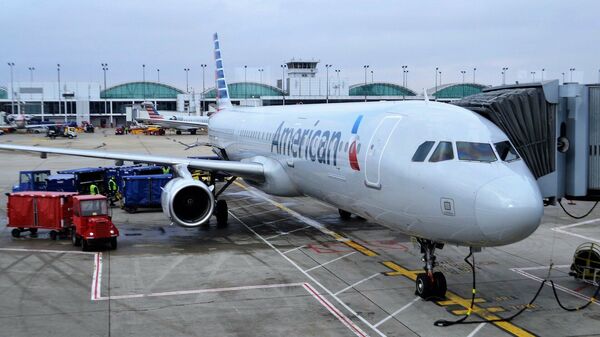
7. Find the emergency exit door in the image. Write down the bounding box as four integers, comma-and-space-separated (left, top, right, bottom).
364, 115, 402, 189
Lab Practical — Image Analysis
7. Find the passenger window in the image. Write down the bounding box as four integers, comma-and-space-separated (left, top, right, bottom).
429, 141, 454, 162
412, 141, 435, 162
494, 141, 520, 162
457, 142, 497, 162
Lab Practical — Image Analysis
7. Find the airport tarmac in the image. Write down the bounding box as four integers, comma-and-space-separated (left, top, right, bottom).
0, 130, 599, 337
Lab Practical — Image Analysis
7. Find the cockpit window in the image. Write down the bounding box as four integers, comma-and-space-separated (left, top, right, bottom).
412, 141, 435, 162
457, 142, 497, 162
429, 141, 454, 162
494, 141, 520, 162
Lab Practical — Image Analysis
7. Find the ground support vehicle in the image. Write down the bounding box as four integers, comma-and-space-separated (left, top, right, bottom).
46, 125, 77, 139
121, 174, 172, 213
12, 170, 50, 192
71, 195, 119, 250
57, 167, 106, 195
144, 126, 165, 136
7, 191, 77, 239
45, 174, 77, 192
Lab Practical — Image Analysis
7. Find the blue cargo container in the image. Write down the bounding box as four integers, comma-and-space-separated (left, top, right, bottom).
56, 167, 106, 194
103, 165, 142, 190
12, 170, 51, 192
121, 174, 172, 212
45, 174, 76, 192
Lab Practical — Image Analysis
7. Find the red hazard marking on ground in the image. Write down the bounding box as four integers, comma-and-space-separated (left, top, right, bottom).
574, 283, 591, 292
306, 240, 409, 254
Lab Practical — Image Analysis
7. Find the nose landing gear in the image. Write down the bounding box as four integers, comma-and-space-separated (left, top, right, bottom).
415, 238, 447, 300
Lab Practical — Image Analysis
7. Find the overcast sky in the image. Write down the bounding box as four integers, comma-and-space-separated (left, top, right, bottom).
3, 0, 599, 91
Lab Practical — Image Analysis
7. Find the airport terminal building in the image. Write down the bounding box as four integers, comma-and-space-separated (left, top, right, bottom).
0, 60, 489, 126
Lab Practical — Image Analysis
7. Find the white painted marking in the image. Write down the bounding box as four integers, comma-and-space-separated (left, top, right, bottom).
97, 282, 304, 301
229, 201, 270, 211
263, 218, 289, 225
551, 218, 600, 244
335, 273, 380, 296
303, 283, 369, 337
91, 253, 102, 300
373, 297, 420, 328
305, 252, 356, 272
282, 245, 306, 255
230, 212, 387, 337
466, 323, 487, 337
265, 225, 312, 240
510, 266, 600, 306
0, 247, 95, 255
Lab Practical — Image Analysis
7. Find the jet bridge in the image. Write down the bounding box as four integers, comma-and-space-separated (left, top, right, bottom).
454, 80, 600, 204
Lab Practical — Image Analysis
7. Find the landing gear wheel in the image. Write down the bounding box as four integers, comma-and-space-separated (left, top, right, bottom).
216, 200, 228, 228
415, 273, 432, 299
72, 229, 81, 247
338, 209, 351, 220
432, 271, 447, 298
49, 230, 58, 240
176, 130, 182, 135
109, 237, 117, 250
11, 229, 20, 238
190, 129, 197, 135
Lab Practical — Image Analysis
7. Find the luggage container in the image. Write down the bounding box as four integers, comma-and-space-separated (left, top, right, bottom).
45, 174, 76, 192
7, 191, 77, 239
12, 170, 51, 192
57, 167, 106, 195
121, 174, 172, 213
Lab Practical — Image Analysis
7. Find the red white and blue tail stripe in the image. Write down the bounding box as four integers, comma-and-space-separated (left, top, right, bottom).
143, 102, 163, 120
214, 33, 232, 109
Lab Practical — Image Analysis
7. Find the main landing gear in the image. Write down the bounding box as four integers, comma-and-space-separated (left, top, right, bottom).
415, 238, 447, 300
211, 176, 237, 228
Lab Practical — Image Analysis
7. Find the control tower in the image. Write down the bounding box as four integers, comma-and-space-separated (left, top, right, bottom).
282, 59, 320, 96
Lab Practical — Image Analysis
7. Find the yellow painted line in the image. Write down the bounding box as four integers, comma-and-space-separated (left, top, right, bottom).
233, 181, 378, 256
438, 298, 486, 305
452, 307, 505, 315
381, 261, 536, 337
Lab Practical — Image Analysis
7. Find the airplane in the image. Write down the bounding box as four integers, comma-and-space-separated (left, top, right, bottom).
136, 101, 208, 135
4, 112, 55, 132
0, 33, 543, 299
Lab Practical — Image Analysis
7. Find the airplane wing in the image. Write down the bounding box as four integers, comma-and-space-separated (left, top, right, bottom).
137, 117, 208, 130
0, 144, 264, 180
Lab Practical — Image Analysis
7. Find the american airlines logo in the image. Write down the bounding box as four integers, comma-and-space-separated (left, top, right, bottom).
270, 115, 363, 170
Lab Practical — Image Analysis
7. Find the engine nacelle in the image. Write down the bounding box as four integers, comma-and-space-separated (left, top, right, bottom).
161, 177, 215, 227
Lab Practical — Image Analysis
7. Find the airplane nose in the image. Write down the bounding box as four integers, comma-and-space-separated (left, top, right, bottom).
475, 175, 543, 245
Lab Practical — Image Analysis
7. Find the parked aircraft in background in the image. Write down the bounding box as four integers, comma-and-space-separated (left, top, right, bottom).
0, 33, 544, 299
136, 102, 208, 135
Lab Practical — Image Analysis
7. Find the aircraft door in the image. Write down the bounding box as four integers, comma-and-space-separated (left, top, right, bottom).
364, 116, 402, 189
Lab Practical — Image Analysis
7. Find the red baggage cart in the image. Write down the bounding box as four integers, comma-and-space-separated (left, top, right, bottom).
7, 191, 77, 239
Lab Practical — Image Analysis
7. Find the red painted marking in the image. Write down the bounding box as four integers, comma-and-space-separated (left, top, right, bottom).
303, 283, 367, 337
348, 140, 360, 171
306, 242, 354, 254
574, 284, 590, 292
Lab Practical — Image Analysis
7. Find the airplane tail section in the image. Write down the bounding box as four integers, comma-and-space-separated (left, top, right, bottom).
214, 33, 232, 109
142, 102, 163, 120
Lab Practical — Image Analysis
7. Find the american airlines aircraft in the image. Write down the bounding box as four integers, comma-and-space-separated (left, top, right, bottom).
0, 33, 543, 299
136, 102, 208, 135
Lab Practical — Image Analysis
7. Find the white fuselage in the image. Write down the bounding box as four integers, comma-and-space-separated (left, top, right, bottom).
208, 101, 543, 247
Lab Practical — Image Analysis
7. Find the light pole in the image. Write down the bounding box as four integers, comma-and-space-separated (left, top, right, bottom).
562, 72, 565, 83
7, 62, 15, 115
363, 65, 369, 102
142, 64, 146, 99
531, 71, 536, 82
473, 67, 477, 83
157, 68, 160, 83
502, 67, 508, 85
569, 68, 575, 82
401, 65, 407, 87
461, 70, 466, 97
335, 69, 341, 96
244, 65, 247, 100
184, 68, 190, 93
28, 66, 35, 83
435, 67, 439, 101
258, 68, 264, 84
325, 64, 332, 103
101, 63, 108, 115
370, 70, 374, 83
541, 68, 545, 81
57, 64, 62, 120
280, 64, 287, 106
200, 64, 206, 114
439, 71, 442, 86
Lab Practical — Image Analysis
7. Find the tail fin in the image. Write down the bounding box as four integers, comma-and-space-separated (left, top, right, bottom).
213, 33, 232, 109
142, 102, 163, 119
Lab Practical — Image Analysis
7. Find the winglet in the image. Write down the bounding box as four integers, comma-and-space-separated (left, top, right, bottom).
214, 33, 232, 109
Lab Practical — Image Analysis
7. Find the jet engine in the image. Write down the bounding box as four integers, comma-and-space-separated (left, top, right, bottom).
161, 177, 215, 227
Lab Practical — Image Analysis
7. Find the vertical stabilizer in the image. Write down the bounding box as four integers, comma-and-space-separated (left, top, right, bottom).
214, 33, 232, 109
